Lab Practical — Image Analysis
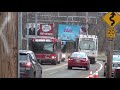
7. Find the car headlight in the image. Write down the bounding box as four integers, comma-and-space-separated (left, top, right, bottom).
52, 56, 56, 59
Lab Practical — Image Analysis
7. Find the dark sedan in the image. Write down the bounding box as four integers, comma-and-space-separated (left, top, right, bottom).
19, 50, 42, 78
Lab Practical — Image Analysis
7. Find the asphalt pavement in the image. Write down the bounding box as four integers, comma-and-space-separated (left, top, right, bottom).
42, 59, 106, 78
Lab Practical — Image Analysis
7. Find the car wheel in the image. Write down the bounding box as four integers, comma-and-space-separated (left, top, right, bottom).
68, 66, 72, 69
57, 61, 61, 64
104, 72, 106, 76
29, 69, 35, 78
86, 65, 90, 70
41, 62, 43, 65
53, 61, 57, 65
39, 71, 42, 78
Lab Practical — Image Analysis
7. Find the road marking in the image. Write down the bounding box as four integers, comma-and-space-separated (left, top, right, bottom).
49, 69, 65, 75
43, 63, 67, 72
86, 61, 103, 78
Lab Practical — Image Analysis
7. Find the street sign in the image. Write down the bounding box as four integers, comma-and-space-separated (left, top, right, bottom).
103, 12, 120, 28
106, 28, 116, 38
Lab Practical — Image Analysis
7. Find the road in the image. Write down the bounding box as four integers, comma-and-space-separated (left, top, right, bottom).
42, 59, 105, 78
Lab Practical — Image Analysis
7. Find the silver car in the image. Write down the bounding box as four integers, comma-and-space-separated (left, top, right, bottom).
104, 55, 120, 77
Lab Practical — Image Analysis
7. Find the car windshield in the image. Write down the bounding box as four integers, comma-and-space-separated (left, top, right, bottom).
70, 53, 86, 58
113, 55, 120, 61
79, 40, 95, 50
19, 53, 28, 61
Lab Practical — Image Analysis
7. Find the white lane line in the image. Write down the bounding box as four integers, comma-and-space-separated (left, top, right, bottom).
48, 69, 65, 75
86, 61, 103, 78
43, 63, 67, 72
49, 71, 59, 74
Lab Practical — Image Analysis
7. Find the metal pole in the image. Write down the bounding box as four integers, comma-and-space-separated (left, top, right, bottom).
106, 38, 114, 78
21, 12, 22, 49
20, 12, 23, 49
35, 12, 37, 37
95, 12, 98, 36
86, 12, 88, 35
18, 12, 22, 50
26, 12, 29, 50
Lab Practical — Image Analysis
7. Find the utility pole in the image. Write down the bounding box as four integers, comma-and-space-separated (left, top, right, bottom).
86, 12, 89, 35
102, 12, 120, 78
26, 12, 29, 50
35, 12, 37, 37
0, 12, 18, 78
106, 38, 114, 78
95, 12, 98, 36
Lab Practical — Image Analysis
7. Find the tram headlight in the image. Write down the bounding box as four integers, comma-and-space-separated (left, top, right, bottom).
62, 54, 66, 58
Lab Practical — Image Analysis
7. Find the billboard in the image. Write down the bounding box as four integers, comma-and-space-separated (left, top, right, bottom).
26, 23, 54, 36
38, 24, 54, 36
58, 24, 81, 41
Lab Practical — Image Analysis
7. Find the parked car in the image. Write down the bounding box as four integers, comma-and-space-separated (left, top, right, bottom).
113, 67, 120, 78
105, 50, 120, 56
19, 50, 42, 78
113, 50, 120, 55
104, 55, 120, 77
68, 52, 90, 70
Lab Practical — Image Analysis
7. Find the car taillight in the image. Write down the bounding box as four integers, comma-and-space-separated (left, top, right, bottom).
68, 58, 73, 61
25, 62, 32, 68
115, 69, 120, 73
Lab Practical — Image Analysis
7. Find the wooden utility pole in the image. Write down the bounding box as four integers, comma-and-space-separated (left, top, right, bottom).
106, 39, 114, 78
103, 12, 120, 78
0, 12, 18, 78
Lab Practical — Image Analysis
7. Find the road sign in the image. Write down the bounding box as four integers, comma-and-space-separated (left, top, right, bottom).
103, 12, 120, 28
106, 28, 116, 38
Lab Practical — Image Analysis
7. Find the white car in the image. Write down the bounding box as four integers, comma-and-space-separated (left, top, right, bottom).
104, 55, 120, 77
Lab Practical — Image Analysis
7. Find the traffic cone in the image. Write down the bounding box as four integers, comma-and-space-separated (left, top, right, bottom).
94, 69, 99, 78
89, 70, 93, 78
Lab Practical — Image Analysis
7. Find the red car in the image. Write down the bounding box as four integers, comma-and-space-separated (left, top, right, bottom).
68, 52, 90, 70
